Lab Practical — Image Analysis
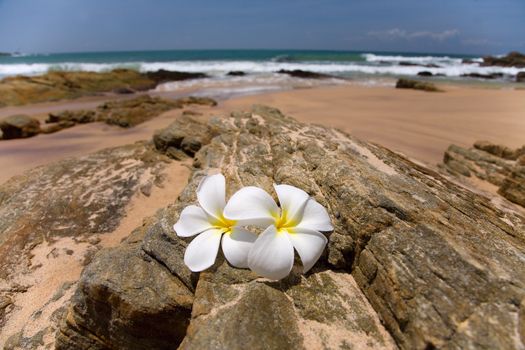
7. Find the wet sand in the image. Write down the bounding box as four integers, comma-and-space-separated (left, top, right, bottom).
1, 83, 524, 184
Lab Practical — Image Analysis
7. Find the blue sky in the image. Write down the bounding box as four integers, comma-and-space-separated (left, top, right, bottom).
0, 0, 523, 54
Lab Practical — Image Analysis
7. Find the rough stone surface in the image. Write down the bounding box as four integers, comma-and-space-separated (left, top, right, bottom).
0, 114, 40, 139
153, 114, 213, 158
474, 140, 519, 160
59, 105, 525, 350
442, 142, 525, 207
0, 142, 169, 347
499, 157, 525, 207
55, 242, 193, 350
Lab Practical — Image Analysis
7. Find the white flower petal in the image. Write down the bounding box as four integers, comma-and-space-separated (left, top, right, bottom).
221, 227, 258, 268
274, 184, 309, 224
174, 205, 213, 237
223, 186, 278, 227
197, 173, 226, 219
248, 225, 294, 280
296, 199, 333, 232
184, 228, 222, 272
288, 228, 328, 273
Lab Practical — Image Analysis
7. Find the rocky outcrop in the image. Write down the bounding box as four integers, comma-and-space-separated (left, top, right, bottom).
517, 72, 525, 83
0, 114, 40, 139
0, 142, 171, 347
58, 105, 525, 349
277, 69, 334, 79
0, 95, 218, 139
0, 69, 208, 106
395, 78, 441, 92
95, 95, 181, 127
481, 51, 525, 68
442, 141, 525, 207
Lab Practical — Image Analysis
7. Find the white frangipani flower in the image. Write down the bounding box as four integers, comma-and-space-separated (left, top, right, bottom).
223, 184, 333, 280
174, 174, 257, 272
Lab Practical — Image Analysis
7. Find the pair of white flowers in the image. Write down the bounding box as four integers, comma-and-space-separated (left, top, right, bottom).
173, 174, 333, 280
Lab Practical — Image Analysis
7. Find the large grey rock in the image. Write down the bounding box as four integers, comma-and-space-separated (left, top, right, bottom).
59, 105, 525, 349
55, 242, 193, 350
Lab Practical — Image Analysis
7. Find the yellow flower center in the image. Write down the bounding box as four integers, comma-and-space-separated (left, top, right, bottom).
211, 213, 236, 234
274, 208, 297, 234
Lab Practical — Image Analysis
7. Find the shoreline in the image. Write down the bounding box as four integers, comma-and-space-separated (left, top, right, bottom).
1, 81, 524, 184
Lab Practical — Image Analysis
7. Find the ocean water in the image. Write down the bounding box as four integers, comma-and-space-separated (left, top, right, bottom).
0, 50, 522, 94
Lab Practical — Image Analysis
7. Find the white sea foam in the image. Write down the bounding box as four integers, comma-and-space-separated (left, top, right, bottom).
362, 53, 464, 65
0, 59, 522, 80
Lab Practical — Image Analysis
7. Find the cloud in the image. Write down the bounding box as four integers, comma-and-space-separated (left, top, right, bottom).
368, 28, 459, 41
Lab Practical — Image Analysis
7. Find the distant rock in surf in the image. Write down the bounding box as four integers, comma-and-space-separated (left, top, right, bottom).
277, 69, 333, 79
227, 71, 246, 76
517, 71, 525, 83
395, 78, 441, 92
481, 51, 525, 68
145, 69, 208, 84
461, 72, 504, 80
399, 61, 441, 68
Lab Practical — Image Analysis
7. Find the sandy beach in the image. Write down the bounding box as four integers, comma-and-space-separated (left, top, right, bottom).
1, 83, 524, 184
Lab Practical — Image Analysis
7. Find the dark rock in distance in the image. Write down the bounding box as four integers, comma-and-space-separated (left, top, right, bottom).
461, 72, 504, 79
0, 114, 40, 139
417, 71, 433, 77
277, 69, 333, 79
146, 69, 208, 84
395, 78, 441, 92
461, 58, 476, 64
399, 62, 440, 68
517, 71, 525, 83
227, 71, 246, 76
481, 51, 525, 68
